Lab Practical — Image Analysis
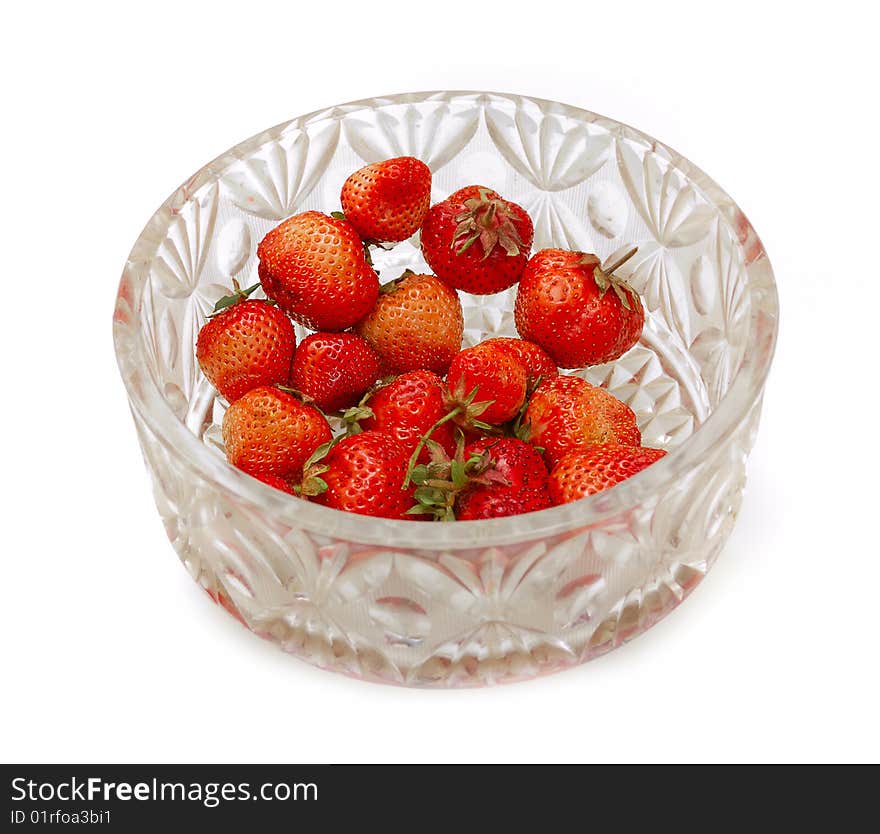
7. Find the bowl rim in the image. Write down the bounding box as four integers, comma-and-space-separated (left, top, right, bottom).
113, 89, 779, 549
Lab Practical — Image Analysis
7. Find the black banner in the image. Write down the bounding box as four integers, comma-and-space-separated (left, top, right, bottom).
1, 763, 865, 827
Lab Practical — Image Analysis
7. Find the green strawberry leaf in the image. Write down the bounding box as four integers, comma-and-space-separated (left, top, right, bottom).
414, 486, 446, 507
450, 459, 468, 489
379, 278, 401, 295
302, 438, 336, 471
210, 281, 261, 315
410, 464, 429, 486
300, 476, 328, 497
341, 404, 375, 432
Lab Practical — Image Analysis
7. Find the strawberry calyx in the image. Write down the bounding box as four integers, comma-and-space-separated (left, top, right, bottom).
378, 269, 416, 296
340, 404, 375, 434
507, 373, 546, 445
295, 436, 342, 498
442, 378, 498, 434
452, 188, 524, 259
406, 433, 510, 521
338, 374, 400, 435
275, 384, 318, 407
402, 383, 499, 490
582, 247, 640, 311
209, 278, 265, 317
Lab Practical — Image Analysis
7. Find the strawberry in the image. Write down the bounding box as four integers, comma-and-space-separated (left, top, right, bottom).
309, 431, 415, 519
445, 342, 527, 426
522, 375, 640, 466
353, 370, 457, 463
405, 435, 548, 520
456, 438, 551, 520
289, 332, 381, 413
478, 337, 557, 388
196, 287, 295, 402
515, 247, 644, 367
421, 186, 534, 294
548, 444, 667, 503
354, 271, 463, 375
340, 156, 432, 243
257, 211, 379, 331
222, 386, 332, 480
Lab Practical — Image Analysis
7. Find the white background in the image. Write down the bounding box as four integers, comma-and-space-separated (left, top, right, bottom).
2, 1, 878, 763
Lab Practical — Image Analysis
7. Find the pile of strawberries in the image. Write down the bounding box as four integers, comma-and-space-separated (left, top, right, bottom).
195, 156, 666, 521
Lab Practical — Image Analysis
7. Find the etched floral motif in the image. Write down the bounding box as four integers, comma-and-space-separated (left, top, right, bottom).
523, 192, 596, 252
689, 225, 750, 404
220, 121, 340, 220
485, 98, 611, 191
394, 535, 602, 663
152, 183, 221, 299
616, 139, 717, 248
625, 242, 694, 347
343, 98, 480, 171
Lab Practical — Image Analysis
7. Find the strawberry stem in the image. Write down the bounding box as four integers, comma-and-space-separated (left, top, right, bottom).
602, 247, 638, 276
403, 407, 463, 488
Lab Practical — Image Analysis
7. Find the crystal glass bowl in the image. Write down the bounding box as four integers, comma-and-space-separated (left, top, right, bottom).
113, 91, 778, 687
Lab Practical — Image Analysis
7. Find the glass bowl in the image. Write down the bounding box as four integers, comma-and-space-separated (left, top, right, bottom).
113, 91, 778, 687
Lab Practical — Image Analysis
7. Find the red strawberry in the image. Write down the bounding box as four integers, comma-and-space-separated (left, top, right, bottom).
456, 438, 551, 520
257, 211, 379, 331
340, 156, 432, 243
548, 444, 667, 503
196, 291, 295, 402
445, 342, 527, 426
222, 386, 332, 480
478, 337, 557, 388
289, 332, 381, 413
515, 247, 644, 367
421, 186, 534, 294
354, 272, 463, 375
355, 370, 457, 463
310, 431, 415, 519
522, 375, 640, 466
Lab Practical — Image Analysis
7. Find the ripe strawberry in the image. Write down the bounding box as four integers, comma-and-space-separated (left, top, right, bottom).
478, 337, 557, 388
222, 386, 332, 480
289, 332, 381, 413
548, 444, 667, 503
421, 186, 534, 294
257, 211, 379, 331
515, 247, 644, 367
456, 438, 551, 520
522, 375, 640, 466
445, 342, 527, 426
354, 370, 457, 463
196, 290, 295, 402
340, 156, 432, 243
354, 271, 463, 375
309, 431, 415, 519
